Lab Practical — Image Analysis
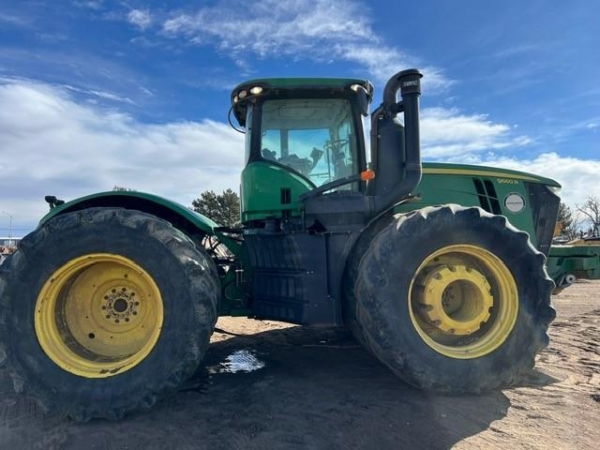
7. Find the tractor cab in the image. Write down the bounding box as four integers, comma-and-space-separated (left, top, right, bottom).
228, 71, 424, 325
231, 79, 373, 225
231, 70, 424, 229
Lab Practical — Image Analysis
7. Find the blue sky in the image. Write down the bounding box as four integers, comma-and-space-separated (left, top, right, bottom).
0, 0, 599, 236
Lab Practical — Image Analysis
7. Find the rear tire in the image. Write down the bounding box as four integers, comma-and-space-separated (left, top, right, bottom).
345, 205, 555, 393
0, 208, 219, 420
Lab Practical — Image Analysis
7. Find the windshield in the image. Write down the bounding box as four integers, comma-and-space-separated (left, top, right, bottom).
258, 98, 358, 187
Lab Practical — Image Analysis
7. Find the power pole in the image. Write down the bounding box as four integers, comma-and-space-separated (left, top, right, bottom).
1, 211, 13, 245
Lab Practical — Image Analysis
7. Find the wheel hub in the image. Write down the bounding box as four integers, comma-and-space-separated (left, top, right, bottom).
416, 264, 493, 335
102, 287, 140, 324
409, 244, 519, 359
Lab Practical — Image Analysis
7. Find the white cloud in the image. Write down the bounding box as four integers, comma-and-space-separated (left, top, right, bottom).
0, 80, 243, 235
0, 12, 30, 26
157, 0, 450, 90
62, 83, 137, 104
339, 46, 450, 91
161, 0, 372, 58
73, 1, 104, 10
127, 9, 152, 30
420, 107, 532, 158
163, 0, 372, 46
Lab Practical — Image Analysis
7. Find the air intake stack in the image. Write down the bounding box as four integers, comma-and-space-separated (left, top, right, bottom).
370, 69, 423, 215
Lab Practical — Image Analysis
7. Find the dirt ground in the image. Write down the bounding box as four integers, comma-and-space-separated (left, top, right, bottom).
1, 280, 599, 450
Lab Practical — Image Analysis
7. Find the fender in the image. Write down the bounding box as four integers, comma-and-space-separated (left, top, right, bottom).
39, 191, 241, 256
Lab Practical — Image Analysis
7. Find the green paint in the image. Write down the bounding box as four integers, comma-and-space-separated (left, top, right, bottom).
40, 191, 215, 230
396, 162, 561, 248
547, 245, 600, 281
421, 162, 561, 187
241, 161, 313, 222
38, 191, 242, 256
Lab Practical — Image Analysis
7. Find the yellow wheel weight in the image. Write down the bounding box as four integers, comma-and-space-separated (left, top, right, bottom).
35, 254, 164, 378
409, 245, 519, 359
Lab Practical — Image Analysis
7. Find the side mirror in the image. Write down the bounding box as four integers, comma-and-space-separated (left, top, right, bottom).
352, 85, 370, 116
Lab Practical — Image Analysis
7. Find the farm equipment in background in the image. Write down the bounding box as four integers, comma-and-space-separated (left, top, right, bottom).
546, 225, 600, 293
0, 69, 559, 421
0, 238, 19, 266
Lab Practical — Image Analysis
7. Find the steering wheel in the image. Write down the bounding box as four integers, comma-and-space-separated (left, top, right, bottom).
279, 154, 313, 176
279, 147, 324, 177
325, 139, 349, 152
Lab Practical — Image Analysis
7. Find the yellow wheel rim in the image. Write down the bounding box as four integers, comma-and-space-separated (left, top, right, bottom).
35, 253, 164, 378
408, 245, 518, 359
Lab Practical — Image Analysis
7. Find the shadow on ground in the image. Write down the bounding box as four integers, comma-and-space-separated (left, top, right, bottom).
0, 325, 556, 450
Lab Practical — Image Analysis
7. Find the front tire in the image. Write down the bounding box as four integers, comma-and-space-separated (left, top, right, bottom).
345, 205, 555, 393
0, 208, 219, 420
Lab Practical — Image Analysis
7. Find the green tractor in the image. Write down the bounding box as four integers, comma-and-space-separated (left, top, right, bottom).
0, 69, 559, 421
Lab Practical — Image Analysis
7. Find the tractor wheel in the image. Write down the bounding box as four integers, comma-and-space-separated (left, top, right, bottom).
344, 205, 555, 393
0, 208, 219, 420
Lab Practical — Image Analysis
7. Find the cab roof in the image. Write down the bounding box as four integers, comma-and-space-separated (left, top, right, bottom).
230, 78, 373, 126
232, 77, 372, 95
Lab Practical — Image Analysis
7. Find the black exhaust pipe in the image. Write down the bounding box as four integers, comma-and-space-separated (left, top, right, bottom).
371, 69, 423, 215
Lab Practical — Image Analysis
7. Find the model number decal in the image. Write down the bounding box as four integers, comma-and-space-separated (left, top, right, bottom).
497, 178, 519, 184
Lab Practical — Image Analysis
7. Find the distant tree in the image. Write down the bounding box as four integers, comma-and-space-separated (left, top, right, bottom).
113, 185, 136, 191
555, 202, 572, 236
192, 189, 240, 228
577, 195, 600, 235
555, 202, 583, 240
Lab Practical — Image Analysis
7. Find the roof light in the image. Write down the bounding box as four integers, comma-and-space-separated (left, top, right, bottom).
250, 86, 263, 95
233, 95, 239, 104
238, 90, 248, 99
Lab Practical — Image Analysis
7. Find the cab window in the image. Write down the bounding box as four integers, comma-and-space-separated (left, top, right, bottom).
259, 98, 358, 187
